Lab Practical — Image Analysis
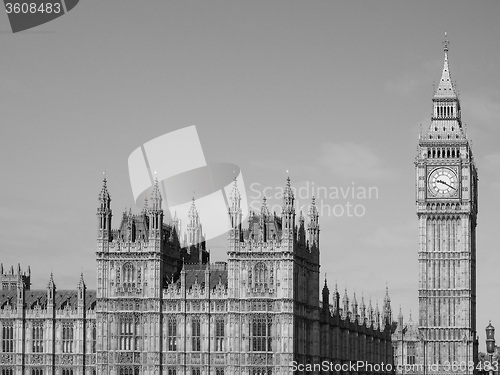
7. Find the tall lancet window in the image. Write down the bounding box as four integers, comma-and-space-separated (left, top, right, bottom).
123, 263, 135, 289
167, 317, 177, 351
250, 315, 272, 352
62, 323, 74, 353
2, 323, 14, 352
92, 324, 96, 353
32, 322, 43, 353
119, 315, 139, 351
215, 318, 224, 351
192, 318, 201, 351
254, 263, 268, 289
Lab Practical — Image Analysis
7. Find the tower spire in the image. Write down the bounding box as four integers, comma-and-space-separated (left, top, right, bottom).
97, 176, 112, 244
434, 31, 457, 99
423, 33, 464, 140
148, 176, 163, 240
228, 179, 243, 250
187, 196, 204, 249
307, 196, 320, 248
151, 177, 162, 210
281, 176, 295, 241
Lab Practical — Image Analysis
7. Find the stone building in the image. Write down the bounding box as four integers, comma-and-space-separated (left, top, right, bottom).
392, 33, 479, 374
0, 177, 394, 375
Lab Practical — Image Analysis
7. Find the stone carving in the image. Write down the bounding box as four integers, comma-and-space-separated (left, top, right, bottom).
0, 354, 13, 364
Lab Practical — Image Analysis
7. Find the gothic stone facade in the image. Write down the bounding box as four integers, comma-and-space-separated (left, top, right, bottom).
0, 178, 394, 375
392, 36, 479, 374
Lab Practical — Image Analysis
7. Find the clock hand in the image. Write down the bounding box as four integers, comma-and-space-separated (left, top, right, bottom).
436, 179, 456, 190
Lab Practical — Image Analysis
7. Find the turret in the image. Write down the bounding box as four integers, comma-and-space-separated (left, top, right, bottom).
228, 179, 242, 237
97, 177, 112, 246
16, 276, 25, 312
149, 178, 163, 241
297, 210, 306, 246
47, 273, 56, 314
77, 273, 86, 313
486, 321, 495, 355
367, 299, 373, 326
382, 286, 392, 326
322, 277, 330, 313
333, 283, 339, 313
0, 263, 30, 290
398, 306, 403, 328
281, 177, 295, 241
342, 289, 349, 318
204, 264, 210, 298
307, 197, 320, 248
259, 197, 270, 242
351, 292, 358, 320
360, 294, 366, 322
187, 197, 204, 247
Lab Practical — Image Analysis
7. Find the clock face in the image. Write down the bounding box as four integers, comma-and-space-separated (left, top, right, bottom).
428, 167, 458, 198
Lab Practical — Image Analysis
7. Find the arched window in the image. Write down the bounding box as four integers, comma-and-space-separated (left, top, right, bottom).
215, 318, 224, 351
32, 322, 43, 353
2, 323, 14, 352
168, 317, 177, 351
123, 263, 135, 289
251, 369, 272, 375
119, 315, 139, 351
192, 318, 201, 351
62, 323, 74, 353
250, 315, 272, 352
92, 324, 97, 353
254, 263, 268, 289
119, 367, 139, 375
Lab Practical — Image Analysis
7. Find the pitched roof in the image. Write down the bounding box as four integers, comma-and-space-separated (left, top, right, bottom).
0, 289, 96, 310
183, 263, 228, 289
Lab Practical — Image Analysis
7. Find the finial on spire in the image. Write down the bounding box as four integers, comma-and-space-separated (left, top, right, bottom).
150, 175, 162, 207
78, 272, 85, 287
283, 175, 294, 207
189, 196, 198, 218
99, 174, 111, 202
443, 31, 449, 52
48, 272, 55, 289
433, 31, 457, 99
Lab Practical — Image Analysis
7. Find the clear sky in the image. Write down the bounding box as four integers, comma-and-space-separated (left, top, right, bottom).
1, 1, 500, 351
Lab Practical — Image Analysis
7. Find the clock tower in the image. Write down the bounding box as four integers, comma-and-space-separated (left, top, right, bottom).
415, 34, 478, 372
